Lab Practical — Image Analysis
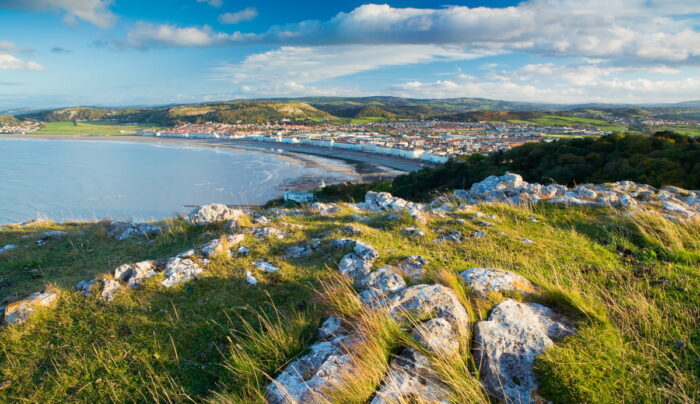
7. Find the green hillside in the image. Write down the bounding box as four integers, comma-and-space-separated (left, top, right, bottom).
0, 114, 19, 125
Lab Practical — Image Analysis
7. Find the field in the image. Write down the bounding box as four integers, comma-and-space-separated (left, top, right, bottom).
0, 201, 698, 402
34, 121, 163, 136
531, 115, 629, 132
650, 125, 700, 137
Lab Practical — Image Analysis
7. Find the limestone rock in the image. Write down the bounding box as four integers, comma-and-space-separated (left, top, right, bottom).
249, 226, 287, 240
411, 317, 460, 357
285, 239, 322, 258
161, 258, 204, 288
35, 231, 67, 245
114, 260, 158, 288
253, 259, 280, 273
100, 279, 122, 301
474, 299, 575, 403
107, 221, 162, 241
363, 192, 426, 222
75, 280, 96, 296
354, 240, 379, 261
266, 334, 358, 404
460, 267, 535, 298
370, 348, 449, 404
318, 316, 345, 340
338, 253, 373, 281
382, 284, 469, 338
245, 270, 258, 286
188, 204, 244, 226
4, 289, 59, 325
310, 202, 341, 216
400, 227, 426, 238
435, 230, 463, 243
0, 244, 19, 255
397, 256, 428, 282
357, 266, 406, 305
201, 234, 245, 258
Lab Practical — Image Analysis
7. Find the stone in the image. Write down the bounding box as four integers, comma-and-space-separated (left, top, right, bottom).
363, 192, 426, 222
75, 280, 96, 296
235, 246, 250, 256
338, 253, 373, 281
354, 240, 379, 261
177, 249, 197, 259
411, 317, 460, 357
357, 266, 406, 305
370, 348, 449, 404
382, 284, 469, 338
521, 237, 534, 244
245, 270, 258, 286
342, 224, 362, 236
474, 299, 575, 404
188, 203, 244, 226
114, 260, 158, 288
331, 238, 356, 249
107, 221, 162, 241
285, 239, 322, 258
318, 316, 345, 340
201, 234, 245, 258
266, 334, 358, 404
310, 202, 341, 216
254, 215, 271, 224
4, 289, 59, 325
435, 231, 463, 243
397, 256, 428, 282
161, 258, 204, 288
0, 244, 19, 255
662, 201, 693, 217
250, 227, 287, 240
528, 216, 540, 223
460, 267, 535, 298
253, 259, 280, 273
100, 279, 122, 302
400, 227, 426, 238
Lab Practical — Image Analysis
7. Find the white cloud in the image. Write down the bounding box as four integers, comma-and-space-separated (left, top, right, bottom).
218, 7, 257, 24
0, 54, 47, 70
213, 45, 490, 92
125, 22, 252, 48
0, 0, 116, 27
196, 0, 222, 7
0, 40, 18, 53
121, 1, 700, 66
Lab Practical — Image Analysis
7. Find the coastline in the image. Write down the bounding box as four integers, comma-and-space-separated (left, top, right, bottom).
0, 134, 413, 216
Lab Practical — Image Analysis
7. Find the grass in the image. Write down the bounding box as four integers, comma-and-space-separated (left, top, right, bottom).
0, 201, 698, 402
530, 115, 629, 132
34, 121, 163, 136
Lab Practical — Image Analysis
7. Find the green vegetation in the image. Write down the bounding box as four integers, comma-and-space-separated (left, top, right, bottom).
0, 200, 698, 402
319, 132, 700, 201
34, 121, 163, 136
0, 114, 19, 125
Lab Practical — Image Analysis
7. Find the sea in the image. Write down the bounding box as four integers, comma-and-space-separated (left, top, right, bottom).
0, 137, 355, 224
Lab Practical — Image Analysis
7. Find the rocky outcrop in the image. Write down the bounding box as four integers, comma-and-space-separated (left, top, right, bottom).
248, 226, 287, 240
310, 202, 341, 216
253, 259, 280, 273
3, 289, 59, 325
460, 267, 536, 298
335, 239, 379, 282
474, 299, 575, 403
357, 265, 406, 305
200, 234, 245, 258
370, 348, 449, 404
161, 258, 204, 288
285, 239, 322, 258
453, 172, 700, 218
397, 256, 428, 282
360, 192, 426, 223
114, 260, 158, 289
107, 221, 162, 240
188, 204, 244, 226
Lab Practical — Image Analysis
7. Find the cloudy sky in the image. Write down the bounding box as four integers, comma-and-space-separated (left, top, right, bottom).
1, 0, 699, 109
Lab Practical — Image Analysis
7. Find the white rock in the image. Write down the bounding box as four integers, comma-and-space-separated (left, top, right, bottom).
371, 348, 449, 404
100, 279, 122, 302
460, 267, 535, 298
107, 221, 162, 241
3, 289, 59, 325
474, 299, 575, 404
338, 253, 373, 281
245, 270, 258, 286
0, 244, 19, 255
411, 317, 460, 357
161, 258, 204, 288
188, 204, 244, 226
310, 202, 341, 216
253, 259, 280, 273
357, 266, 406, 305
75, 280, 96, 296
397, 256, 428, 282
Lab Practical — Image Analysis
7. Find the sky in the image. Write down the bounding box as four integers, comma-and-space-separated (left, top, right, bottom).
0, 0, 699, 110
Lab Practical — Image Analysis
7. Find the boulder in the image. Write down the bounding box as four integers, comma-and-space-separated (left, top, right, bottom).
435, 231, 463, 243
188, 204, 244, 226
161, 258, 204, 288
357, 266, 406, 305
338, 253, 373, 281
201, 234, 245, 258
382, 284, 469, 338
400, 227, 426, 238
310, 202, 341, 216
266, 334, 359, 404
318, 316, 346, 340
101, 279, 122, 301
114, 260, 158, 288
411, 317, 460, 357
474, 299, 575, 403
253, 259, 280, 273
107, 221, 162, 241
460, 267, 536, 298
285, 239, 322, 259
397, 256, 428, 282
245, 270, 258, 286
370, 348, 449, 404
75, 280, 96, 296
0, 244, 19, 255
354, 240, 379, 261
3, 289, 59, 325
363, 192, 426, 222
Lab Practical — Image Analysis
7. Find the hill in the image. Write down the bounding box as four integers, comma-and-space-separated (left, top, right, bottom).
0, 178, 698, 402
0, 114, 19, 125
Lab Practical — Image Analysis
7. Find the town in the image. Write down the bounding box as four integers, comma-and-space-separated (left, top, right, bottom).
137, 120, 614, 163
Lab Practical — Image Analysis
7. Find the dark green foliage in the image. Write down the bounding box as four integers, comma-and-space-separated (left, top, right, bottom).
322, 133, 700, 202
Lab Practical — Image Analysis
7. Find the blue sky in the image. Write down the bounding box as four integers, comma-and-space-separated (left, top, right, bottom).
1, 0, 699, 110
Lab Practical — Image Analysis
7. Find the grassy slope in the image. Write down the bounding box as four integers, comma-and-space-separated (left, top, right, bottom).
0, 203, 698, 403
34, 121, 163, 136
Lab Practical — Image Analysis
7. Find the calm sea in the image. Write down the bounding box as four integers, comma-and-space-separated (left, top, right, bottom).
0, 137, 354, 224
